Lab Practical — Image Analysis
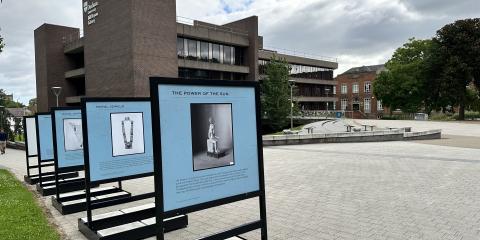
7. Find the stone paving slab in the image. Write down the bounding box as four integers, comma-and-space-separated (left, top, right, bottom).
1, 139, 480, 239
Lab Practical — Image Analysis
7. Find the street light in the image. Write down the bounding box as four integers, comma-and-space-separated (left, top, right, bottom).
51, 87, 62, 107
325, 88, 331, 114
288, 80, 295, 130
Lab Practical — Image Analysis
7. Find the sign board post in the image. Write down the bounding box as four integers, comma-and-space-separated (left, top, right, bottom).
23, 116, 39, 184
35, 113, 80, 195
50, 107, 130, 214
78, 98, 187, 240
150, 77, 268, 240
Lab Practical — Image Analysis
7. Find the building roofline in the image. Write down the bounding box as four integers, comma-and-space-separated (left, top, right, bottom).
339, 64, 386, 75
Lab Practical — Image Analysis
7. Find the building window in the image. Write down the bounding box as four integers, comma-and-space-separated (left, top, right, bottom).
377, 100, 383, 111
200, 41, 209, 61
223, 46, 233, 65
177, 38, 185, 57
187, 39, 197, 59
364, 98, 371, 113
364, 82, 372, 93
341, 84, 347, 94
234, 46, 243, 65
341, 99, 348, 111
352, 83, 359, 94
333, 86, 336, 95
211, 44, 220, 63
177, 37, 243, 66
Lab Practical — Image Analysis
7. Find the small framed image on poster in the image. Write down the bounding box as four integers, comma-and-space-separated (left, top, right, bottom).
110, 112, 145, 157
190, 103, 234, 171
63, 118, 83, 152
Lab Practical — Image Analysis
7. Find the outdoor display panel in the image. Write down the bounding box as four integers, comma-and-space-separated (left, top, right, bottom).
37, 114, 55, 161
53, 109, 84, 169
151, 77, 267, 211
151, 78, 267, 239
25, 117, 38, 156
83, 100, 154, 183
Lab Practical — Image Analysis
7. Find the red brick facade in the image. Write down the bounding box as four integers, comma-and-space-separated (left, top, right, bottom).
335, 65, 387, 119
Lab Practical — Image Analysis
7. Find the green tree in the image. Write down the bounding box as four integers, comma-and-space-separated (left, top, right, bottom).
374, 38, 431, 113
466, 86, 480, 112
0, 89, 24, 108
432, 18, 480, 120
28, 98, 37, 114
0, 89, 26, 141
261, 56, 291, 131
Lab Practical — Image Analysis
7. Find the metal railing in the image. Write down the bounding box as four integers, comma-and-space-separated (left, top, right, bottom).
262, 46, 338, 63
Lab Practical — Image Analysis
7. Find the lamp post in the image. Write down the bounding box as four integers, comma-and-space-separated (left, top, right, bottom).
288, 80, 295, 130
325, 88, 331, 115
51, 87, 62, 107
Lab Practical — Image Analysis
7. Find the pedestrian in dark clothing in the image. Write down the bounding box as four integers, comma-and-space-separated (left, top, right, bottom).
0, 128, 7, 154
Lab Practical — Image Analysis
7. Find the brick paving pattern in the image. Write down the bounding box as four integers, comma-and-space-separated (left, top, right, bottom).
1, 138, 480, 239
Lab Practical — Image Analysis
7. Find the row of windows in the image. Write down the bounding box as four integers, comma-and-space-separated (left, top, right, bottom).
177, 37, 244, 65
340, 99, 383, 113
178, 68, 246, 81
296, 84, 335, 97
259, 60, 334, 80
340, 82, 372, 94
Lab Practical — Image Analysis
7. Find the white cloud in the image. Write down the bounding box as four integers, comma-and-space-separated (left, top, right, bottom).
0, 0, 82, 104
0, 0, 479, 104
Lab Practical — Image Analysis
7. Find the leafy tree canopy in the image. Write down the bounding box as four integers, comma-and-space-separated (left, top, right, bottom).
260, 56, 292, 131
373, 38, 431, 113
433, 18, 480, 119
374, 18, 480, 118
0, 89, 24, 108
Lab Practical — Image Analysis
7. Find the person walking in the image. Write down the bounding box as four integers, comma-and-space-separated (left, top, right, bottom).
0, 128, 7, 154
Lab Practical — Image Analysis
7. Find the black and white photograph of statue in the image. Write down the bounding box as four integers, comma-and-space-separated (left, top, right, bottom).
63, 119, 83, 151
190, 103, 234, 171
110, 112, 145, 157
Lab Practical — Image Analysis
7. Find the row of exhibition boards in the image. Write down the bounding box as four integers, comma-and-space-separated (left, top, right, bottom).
23, 77, 268, 240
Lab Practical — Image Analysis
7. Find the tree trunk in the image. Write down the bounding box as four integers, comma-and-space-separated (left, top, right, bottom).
458, 103, 465, 120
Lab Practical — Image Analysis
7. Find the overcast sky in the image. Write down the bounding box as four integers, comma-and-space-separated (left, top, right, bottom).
0, 0, 478, 104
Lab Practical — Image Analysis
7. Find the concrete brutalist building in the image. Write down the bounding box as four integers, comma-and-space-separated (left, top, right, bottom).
34, 0, 338, 112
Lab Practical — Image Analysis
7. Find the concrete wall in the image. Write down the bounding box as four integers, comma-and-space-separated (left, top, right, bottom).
83, 0, 178, 98
263, 131, 404, 146
83, 0, 134, 97
34, 24, 80, 112
263, 129, 442, 146
223, 16, 259, 81
177, 22, 250, 47
132, 0, 178, 96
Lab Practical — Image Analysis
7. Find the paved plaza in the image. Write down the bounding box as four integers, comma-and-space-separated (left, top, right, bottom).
1, 121, 480, 239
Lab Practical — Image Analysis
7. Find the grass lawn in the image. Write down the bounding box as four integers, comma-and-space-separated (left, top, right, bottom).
0, 169, 60, 240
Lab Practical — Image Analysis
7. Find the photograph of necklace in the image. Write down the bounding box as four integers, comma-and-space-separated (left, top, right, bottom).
121, 117, 134, 149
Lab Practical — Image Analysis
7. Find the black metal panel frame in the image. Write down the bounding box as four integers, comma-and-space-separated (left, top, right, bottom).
51, 107, 85, 200
49, 107, 132, 213
35, 112, 55, 188
79, 97, 184, 240
150, 77, 268, 240
23, 116, 41, 184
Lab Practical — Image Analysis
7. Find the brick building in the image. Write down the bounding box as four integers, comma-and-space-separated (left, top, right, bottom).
34, 0, 338, 112
335, 64, 386, 119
